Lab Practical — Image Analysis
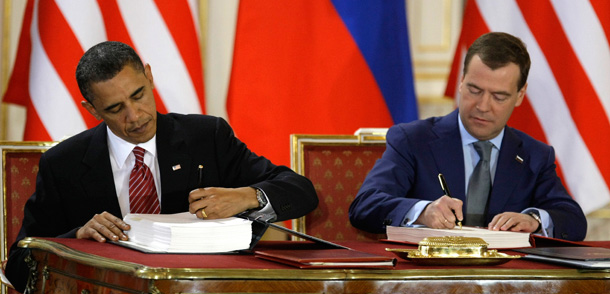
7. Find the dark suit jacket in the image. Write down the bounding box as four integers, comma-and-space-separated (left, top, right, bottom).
349, 110, 586, 241
6, 113, 317, 292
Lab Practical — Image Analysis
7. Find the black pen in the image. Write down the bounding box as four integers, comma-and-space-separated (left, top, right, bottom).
197, 164, 204, 188
437, 173, 462, 229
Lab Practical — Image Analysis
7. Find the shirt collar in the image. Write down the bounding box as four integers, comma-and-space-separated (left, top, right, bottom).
458, 113, 504, 149
107, 126, 157, 168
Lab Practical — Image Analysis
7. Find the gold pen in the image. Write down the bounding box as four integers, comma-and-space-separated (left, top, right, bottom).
437, 173, 462, 230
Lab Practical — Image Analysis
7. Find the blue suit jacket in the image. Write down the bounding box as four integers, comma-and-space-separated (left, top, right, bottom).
349, 110, 586, 241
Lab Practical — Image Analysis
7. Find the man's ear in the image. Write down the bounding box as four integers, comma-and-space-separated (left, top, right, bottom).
144, 63, 154, 89
515, 82, 527, 107
81, 100, 101, 120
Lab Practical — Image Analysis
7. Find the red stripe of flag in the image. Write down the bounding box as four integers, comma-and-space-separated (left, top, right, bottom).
96, 0, 168, 114
517, 0, 610, 183
38, 0, 97, 128
154, 0, 205, 114
444, 0, 489, 100
3, 0, 52, 140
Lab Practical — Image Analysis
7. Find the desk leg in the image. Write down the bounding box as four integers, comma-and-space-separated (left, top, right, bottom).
23, 250, 39, 294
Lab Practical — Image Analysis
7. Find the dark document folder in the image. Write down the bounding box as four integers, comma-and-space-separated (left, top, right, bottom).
515, 247, 610, 269
254, 248, 396, 269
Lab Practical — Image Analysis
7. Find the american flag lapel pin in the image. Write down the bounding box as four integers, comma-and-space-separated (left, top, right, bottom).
172, 164, 182, 171
515, 155, 524, 164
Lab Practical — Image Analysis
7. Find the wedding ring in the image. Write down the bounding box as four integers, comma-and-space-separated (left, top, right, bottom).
443, 219, 448, 223
200, 209, 207, 218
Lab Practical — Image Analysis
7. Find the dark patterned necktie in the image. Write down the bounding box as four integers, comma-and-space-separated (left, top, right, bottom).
129, 146, 160, 214
465, 141, 493, 226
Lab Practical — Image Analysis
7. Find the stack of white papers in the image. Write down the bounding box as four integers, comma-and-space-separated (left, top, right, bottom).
121, 212, 253, 253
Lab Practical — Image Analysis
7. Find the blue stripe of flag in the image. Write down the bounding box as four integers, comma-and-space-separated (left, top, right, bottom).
331, 0, 418, 123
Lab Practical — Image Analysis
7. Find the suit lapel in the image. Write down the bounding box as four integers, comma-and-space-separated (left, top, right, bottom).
488, 128, 526, 216
156, 114, 192, 211
81, 124, 122, 217
430, 110, 467, 201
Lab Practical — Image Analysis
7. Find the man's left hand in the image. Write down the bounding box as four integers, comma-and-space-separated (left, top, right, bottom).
488, 212, 540, 233
188, 187, 259, 219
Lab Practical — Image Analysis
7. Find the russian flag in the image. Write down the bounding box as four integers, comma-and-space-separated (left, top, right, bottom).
227, 0, 418, 166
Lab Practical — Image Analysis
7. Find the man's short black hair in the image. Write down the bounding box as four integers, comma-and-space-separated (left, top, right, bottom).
76, 41, 145, 103
463, 32, 531, 90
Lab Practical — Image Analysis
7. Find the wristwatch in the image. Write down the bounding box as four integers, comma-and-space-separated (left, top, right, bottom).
528, 211, 542, 233
254, 188, 268, 210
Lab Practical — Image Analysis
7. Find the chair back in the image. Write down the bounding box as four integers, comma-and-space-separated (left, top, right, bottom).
0, 141, 55, 293
290, 132, 387, 241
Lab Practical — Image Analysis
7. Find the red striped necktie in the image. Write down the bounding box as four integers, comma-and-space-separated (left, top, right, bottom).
129, 146, 160, 214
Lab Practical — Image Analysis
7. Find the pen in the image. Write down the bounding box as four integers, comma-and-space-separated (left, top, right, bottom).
196, 164, 207, 218
437, 173, 462, 230
197, 164, 204, 188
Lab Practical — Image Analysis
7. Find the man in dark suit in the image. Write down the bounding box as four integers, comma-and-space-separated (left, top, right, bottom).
349, 32, 586, 241
6, 41, 318, 292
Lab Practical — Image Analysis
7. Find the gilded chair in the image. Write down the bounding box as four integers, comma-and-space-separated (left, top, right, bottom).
0, 141, 55, 293
290, 131, 387, 241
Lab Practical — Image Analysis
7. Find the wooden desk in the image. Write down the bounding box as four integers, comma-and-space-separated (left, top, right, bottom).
18, 237, 610, 293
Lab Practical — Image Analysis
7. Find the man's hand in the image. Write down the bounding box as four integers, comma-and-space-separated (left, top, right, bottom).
189, 187, 259, 219
415, 195, 463, 229
76, 211, 130, 242
488, 212, 540, 233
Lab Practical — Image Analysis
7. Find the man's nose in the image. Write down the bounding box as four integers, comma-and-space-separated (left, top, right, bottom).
124, 104, 139, 122
476, 93, 492, 111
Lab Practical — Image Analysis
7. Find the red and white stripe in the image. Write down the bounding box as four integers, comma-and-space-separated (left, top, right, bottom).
4, 0, 205, 141
446, 0, 610, 214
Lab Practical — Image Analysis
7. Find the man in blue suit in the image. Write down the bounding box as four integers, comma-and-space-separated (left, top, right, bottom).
349, 32, 586, 241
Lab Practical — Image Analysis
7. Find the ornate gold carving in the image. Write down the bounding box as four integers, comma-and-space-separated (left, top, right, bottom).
149, 284, 163, 294
24, 250, 38, 293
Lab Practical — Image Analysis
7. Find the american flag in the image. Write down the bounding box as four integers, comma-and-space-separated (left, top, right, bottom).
445, 0, 610, 214
3, 0, 205, 141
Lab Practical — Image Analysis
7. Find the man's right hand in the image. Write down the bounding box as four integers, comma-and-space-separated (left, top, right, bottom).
415, 195, 463, 229
76, 211, 130, 242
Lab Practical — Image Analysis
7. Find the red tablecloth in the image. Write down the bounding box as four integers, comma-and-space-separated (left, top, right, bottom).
37, 238, 610, 271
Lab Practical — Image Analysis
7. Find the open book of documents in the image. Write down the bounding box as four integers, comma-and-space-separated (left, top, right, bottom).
386, 226, 531, 249
119, 212, 253, 253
